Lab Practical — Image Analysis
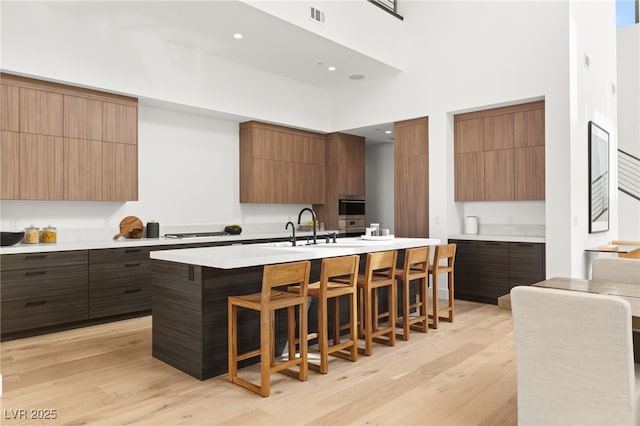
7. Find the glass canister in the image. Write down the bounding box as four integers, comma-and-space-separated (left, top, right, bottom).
24, 225, 40, 244
42, 225, 57, 243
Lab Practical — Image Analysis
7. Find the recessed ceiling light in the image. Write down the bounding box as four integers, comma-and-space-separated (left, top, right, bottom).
316, 62, 324, 66
328, 66, 336, 71
233, 33, 243, 39
385, 130, 392, 134
349, 74, 365, 80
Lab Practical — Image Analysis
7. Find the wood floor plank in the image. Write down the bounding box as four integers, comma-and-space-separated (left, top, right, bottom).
0, 300, 517, 425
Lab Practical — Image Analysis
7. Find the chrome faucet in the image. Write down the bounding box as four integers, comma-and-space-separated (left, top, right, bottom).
297, 207, 317, 245
285, 221, 296, 246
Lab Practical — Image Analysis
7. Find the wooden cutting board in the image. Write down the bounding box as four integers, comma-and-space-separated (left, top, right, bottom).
113, 216, 143, 239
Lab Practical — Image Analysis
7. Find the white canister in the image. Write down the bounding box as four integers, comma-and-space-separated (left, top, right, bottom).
464, 216, 479, 234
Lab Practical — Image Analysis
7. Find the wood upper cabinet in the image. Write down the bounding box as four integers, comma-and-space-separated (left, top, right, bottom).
454, 118, 483, 153
103, 102, 137, 145
1, 131, 20, 199
240, 121, 325, 204
483, 114, 514, 151
19, 133, 64, 200
1, 84, 20, 131
394, 117, 429, 238
515, 146, 545, 200
64, 95, 102, 141
20, 87, 63, 136
64, 138, 103, 201
455, 151, 484, 201
515, 106, 544, 148
1, 73, 138, 201
484, 149, 515, 201
454, 101, 544, 201
103, 142, 137, 201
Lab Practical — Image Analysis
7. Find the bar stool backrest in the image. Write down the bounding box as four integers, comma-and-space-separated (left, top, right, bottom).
405, 246, 430, 275
433, 244, 457, 272
365, 250, 398, 281
321, 255, 359, 291
262, 261, 311, 303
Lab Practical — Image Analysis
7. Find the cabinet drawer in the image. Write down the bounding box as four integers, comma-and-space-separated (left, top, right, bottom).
1, 250, 87, 271
90, 247, 153, 263
509, 242, 545, 287
89, 261, 151, 318
2, 294, 88, 333
1, 264, 88, 301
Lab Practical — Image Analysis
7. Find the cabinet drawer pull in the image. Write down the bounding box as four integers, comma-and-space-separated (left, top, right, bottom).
25, 271, 47, 276
124, 288, 142, 294
25, 300, 47, 307
517, 243, 533, 247
125, 249, 142, 254
25, 254, 46, 260
124, 263, 142, 268
486, 242, 502, 245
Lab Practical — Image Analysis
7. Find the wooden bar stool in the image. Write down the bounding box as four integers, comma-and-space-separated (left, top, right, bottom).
394, 246, 430, 340
358, 250, 398, 356
428, 244, 457, 329
288, 255, 360, 374
227, 260, 311, 397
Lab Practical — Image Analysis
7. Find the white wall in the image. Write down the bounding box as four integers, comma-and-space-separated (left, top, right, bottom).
243, 0, 404, 70
568, 0, 619, 277
365, 143, 395, 232
617, 24, 640, 240
0, 1, 331, 131
0, 104, 307, 233
331, 1, 576, 277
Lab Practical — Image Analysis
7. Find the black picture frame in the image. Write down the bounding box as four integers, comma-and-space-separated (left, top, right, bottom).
588, 121, 610, 233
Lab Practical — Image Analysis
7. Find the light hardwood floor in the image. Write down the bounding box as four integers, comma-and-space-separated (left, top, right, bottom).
0, 300, 517, 425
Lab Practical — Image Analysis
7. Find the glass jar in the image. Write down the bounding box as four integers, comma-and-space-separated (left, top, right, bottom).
24, 225, 40, 244
42, 225, 57, 243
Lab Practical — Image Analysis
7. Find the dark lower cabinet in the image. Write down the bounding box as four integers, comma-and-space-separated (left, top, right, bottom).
450, 239, 545, 304
0, 251, 89, 334
89, 247, 155, 318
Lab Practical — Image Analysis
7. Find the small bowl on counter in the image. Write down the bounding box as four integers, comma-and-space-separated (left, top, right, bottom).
1, 231, 25, 246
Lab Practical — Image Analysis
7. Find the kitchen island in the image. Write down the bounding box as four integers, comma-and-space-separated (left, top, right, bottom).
150, 237, 439, 379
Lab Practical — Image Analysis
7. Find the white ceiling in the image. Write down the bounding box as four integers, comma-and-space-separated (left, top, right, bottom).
51, 1, 400, 90
49, 0, 399, 144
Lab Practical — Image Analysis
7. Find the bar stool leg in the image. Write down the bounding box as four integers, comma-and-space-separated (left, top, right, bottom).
389, 282, 397, 346
318, 297, 329, 374
298, 301, 308, 381
431, 272, 440, 329
228, 301, 238, 382
348, 292, 358, 361
400, 278, 410, 340
259, 309, 271, 397
332, 297, 340, 346
447, 271, 454, 322
363, 287, 373, 356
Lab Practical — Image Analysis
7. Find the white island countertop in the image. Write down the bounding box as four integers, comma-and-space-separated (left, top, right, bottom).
150, 237, 441, 269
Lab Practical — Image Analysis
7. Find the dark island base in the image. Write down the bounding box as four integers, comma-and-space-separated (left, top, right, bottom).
152, 252, 409, 380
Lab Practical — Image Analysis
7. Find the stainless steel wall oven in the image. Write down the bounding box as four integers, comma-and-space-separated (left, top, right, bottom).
338, 196, 365, 236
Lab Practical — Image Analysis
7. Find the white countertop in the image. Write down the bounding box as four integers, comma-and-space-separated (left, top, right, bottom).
448, 234, 545, 243
0, 231, 324, 255
150, 237, 441, 269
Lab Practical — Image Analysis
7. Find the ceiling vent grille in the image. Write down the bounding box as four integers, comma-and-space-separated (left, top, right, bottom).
310, 6, 326, 24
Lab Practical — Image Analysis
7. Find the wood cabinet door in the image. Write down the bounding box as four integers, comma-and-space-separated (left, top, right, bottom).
394, 155, 429, 237
484, 149, 514, 201
273, 131, 294, 162
478, 241, 510, 300
1, 131, 20, 199
483, 114, 514, 151
103, 102, 137, 145
454, 118, 483, 153
515, 108, 544, 148
509, 242, 545, 287
64, 95, 102, 140
515, 146, 545, 200
64, 138, 103, 200
395, 120, 429, 158
102, 142, 137, 201
449, 239, 480, 299
19, 133, 63, 199
19, 87, 63, 136
1, 84, 20, 131
454, 152, 484, 201
251, 127, 274, 159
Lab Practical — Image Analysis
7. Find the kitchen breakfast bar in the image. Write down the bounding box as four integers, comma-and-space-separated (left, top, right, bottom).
150, 237, 439, 380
